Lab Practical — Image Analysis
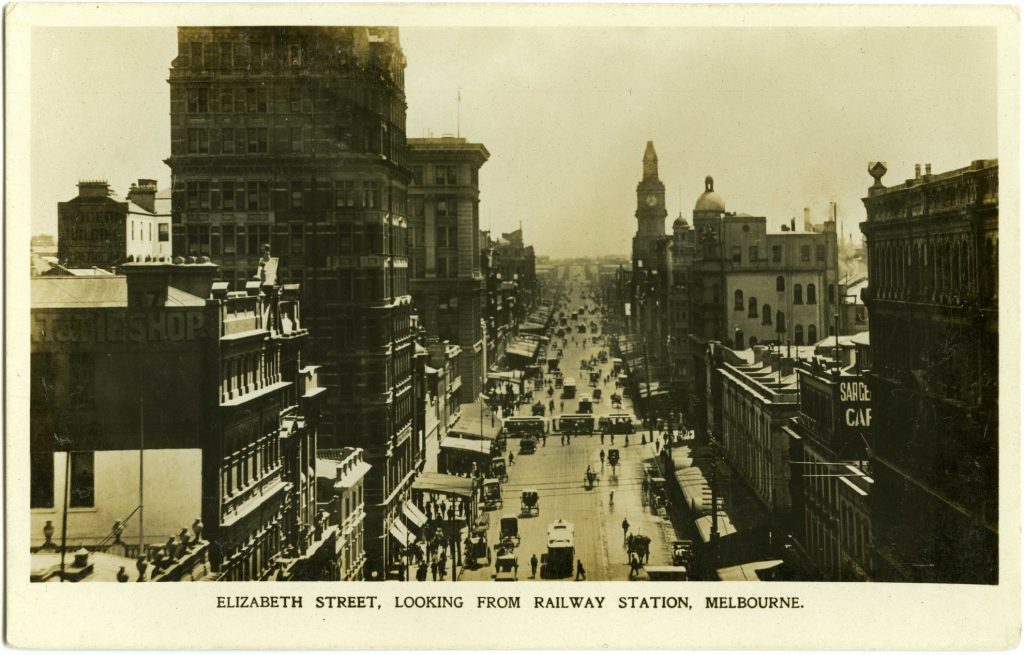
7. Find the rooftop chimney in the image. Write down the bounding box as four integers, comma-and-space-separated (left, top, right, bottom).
925, 163, 932, 177
803, 207, 811, 231
127, 179, 158, 213
790, 217, 796, 232
77, 180, 110, 198
914, 163, 922, 179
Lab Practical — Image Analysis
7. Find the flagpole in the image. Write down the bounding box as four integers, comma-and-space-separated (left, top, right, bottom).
139, 398, 144, 557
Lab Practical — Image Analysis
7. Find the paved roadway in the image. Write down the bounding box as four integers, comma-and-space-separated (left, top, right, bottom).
460, 292, 683, 582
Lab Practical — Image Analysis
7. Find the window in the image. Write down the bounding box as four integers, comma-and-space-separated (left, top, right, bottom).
246, 87, 268, 113
187, 128, 209, 154
290, 224, 304, 254
220, 41, 233, 68
69, 451, 95, 508
772, 245, 782, 263
246, 128, 268, 153
288, 44, 302, 66
795, 324, 804, 345
793, 284, 803, 304
775, 311, 786, 333
186, 181, 210, 210
436, 197, 457, 217
816, 244, 826, 262
734, 289, 744, 311
289, 128, 303, 153
335, 180, 355, 208
221, 128, 236, 153
808, 324, 817, 343
801, 245, 811, 262
189, 41, 204, 68
187, 88, 209, 113
412, 166, 424, 185
30, 452, 54, 508
748, 297, 758, 318
221, 181, 236, 211
731, 246, 742, 263
158, 223, 169, 242
828, 283, 836, 303
749, 245, 758, 262
246, 181, 269, 210
763, 305, 771, 325
435, 165, 457, 185
220, 88, 235, 113
290, 181, 304, 209
776, 276, 785, 292
807, 283, 817, 304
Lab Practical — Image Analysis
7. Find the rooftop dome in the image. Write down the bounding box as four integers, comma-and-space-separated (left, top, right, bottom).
673, 212, 690, 229
694, 175, 725, 213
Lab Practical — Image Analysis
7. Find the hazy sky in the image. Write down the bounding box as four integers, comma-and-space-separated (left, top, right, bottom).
30, 26, 997, 258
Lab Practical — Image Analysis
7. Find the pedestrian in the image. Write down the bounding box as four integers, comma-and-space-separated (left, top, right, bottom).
116, 566, 129, 583
600, 432, 605, 444
508, 452, 515, 466
609, 490, 615, 507
610, 434, 615, 444
621, 518, 630, 542
530, 553, 539, 578
600, 449, 605, 465
655, 439, 660, 453
416, 563, 427, 581
542, 434, 547, 446
440, 500, 447, 518
560, 434, 565, 446
439, 552, 447, 577
430, 560, 438, 581
575, 559, 586, 581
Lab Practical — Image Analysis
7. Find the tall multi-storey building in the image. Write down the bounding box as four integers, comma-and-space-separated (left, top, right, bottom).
860, 159, 998, 583
30, 255, 330, 580
406, 137, 489, 402
167, 27, 416, 579
57, 179, 172, 269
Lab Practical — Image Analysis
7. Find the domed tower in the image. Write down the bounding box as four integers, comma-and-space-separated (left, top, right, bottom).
693, 175, 725, 251
633, 141, 668, 269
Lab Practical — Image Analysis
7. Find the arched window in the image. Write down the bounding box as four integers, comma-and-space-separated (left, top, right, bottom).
748, 297, 758, 317
776, 310, 786, 333
734, 289, 744, 311
806, 283, 816, 304
795, 324, 804, 345
735, 329, 744, 350
807, 324, 817, 343
762, 304, 772, 325
749, 336, 759, 348
776, 275, 785, 292
793, 284, 803, 304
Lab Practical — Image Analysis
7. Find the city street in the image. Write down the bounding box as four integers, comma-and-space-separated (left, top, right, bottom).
460, 283, 682, 581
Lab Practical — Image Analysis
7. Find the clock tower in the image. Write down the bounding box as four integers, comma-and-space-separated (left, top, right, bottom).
633, 141, 668, 268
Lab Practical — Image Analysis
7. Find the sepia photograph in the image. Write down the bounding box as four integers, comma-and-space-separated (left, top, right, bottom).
6, 3, 1019, 650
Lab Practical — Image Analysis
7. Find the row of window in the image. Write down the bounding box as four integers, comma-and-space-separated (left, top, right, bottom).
181, 121, 400, 162
733, 324, 818, 348
734, 284, 819, 312
183, 179, 403, 213
183, 222, 408, 260
30, 451, 93, 509
730, 243, 828, 264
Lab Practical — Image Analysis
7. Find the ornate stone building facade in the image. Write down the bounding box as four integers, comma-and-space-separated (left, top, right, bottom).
860, 159, 998, 583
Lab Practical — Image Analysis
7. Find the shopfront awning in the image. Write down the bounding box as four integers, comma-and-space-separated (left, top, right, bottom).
451, 403, 502, 440
694, 513, 737, 544
402, 500, 428, 530
389, 516, 416, 547
440, 436, 493, 455
411, 472, 476, 499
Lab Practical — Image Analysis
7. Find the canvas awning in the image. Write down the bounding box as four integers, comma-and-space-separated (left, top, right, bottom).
411, 472, 476, 499
402, 500, 428, 530
440, 436, 492, 455
694, 513, 737, 544
451, 403, 502, 440
389, 517, 416, 547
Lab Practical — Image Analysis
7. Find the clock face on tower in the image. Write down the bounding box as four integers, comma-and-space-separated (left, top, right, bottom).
645, 194, 658, 207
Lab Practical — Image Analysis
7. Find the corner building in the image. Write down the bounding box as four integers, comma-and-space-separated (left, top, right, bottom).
406, 137, 489, 403
167, 27, 415, 578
